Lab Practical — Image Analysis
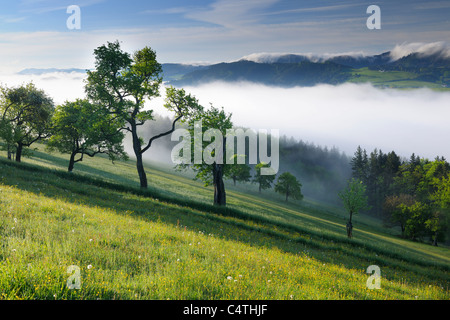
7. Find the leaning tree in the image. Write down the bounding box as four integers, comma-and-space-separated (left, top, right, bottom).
175, 105, 233, 206
85, 40, 200, 188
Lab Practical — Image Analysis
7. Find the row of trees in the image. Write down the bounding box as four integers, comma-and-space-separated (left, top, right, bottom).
1, 40, 304, 208
350, 146, 450, 244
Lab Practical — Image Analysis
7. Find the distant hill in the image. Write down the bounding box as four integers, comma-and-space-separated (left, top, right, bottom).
161, 63, 208, 82
164, 50, 450, 89
17, 49, 450, 89
169, 60, 352, 87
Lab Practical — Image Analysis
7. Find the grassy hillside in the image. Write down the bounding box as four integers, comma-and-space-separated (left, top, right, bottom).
0, 145, 449, 300
348, 68, 449, 90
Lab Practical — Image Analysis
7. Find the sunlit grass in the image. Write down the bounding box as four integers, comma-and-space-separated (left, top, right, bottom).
0, 145, 449, 300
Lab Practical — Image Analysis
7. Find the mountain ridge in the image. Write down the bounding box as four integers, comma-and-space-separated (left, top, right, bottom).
16, 49, 450, 89
165, 50, 450, 88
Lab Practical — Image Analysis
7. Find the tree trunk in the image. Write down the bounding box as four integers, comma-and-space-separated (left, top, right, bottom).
15, 143, 23, 163
136, 152, 148, 189
432, 231, 438, 246
68, 151, 77, 172
7, 144, 12, 160
347, 210, 353, 238
131, 123, 148, 189
213, 163, 226, 206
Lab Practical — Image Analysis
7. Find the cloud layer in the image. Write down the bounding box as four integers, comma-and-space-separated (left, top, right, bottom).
389, 41, 450, 61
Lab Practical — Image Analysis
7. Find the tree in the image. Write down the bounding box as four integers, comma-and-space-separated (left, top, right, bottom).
176, 105, 233, 206
402, 201, 431, 241
382, 194, 416, 236
0, 83, 54, 162
274, 172, 303, 202
253, 162, 275, 193
47, 99, 128, 172
350, 145, 368, 183
225, 155, 251, 186
85, 40, 199, 188
338, 178, 369, 238
429, 175, 450, 245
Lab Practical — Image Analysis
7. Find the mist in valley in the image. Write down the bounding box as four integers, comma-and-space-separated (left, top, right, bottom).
2, 71, 450, 203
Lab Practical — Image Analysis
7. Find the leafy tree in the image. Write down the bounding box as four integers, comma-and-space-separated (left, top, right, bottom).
338, 178, 369, 238
0, 83, 54, 162
47, 99, 128, 172
274, 172, 303, 202
226, 157, 251, 186
253, 162, 275, 193
401, 201, 431, 241
85, 40, 199, 188
429, 175, 450, 245
425, 210, 448, 246
382, 194, 416, 236
177, 105, 233, 206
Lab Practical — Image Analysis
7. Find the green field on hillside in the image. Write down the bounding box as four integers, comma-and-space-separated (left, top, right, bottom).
0, 145, 449, 300
348, 68, 450, 90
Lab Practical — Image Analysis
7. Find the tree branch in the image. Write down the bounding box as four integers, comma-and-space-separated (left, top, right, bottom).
140, 114, 183, 154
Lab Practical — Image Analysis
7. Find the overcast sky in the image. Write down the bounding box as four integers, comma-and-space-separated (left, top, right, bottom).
0, 0, 450, 72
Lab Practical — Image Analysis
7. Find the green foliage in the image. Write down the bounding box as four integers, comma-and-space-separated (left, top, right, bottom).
253, 162, 275, 193
274, 172, 303, 202
85, 41, 201, 188
400, 201, 432, 241
177, 104, 233, 186
0, 82, 54, 161
382, 194, 416, 235
225, 160, 251, 186
338, 178, 369, 223
85, 40, 162, 129
352, 143, 450, 244
47, 99, 127, 171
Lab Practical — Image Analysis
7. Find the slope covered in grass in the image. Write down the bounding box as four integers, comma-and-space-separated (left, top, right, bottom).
0, 146, 449, 300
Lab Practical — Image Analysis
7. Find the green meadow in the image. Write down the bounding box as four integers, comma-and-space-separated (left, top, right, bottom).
0, 144, 448, 300
349, 68, 450, 90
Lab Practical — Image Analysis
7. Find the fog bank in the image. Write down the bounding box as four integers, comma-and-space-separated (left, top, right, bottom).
1, 71, 449, 161
179, 82, 450, 161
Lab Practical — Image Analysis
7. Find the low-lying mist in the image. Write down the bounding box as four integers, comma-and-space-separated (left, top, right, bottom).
178, 81, 450, 161
2, 71, 450, 172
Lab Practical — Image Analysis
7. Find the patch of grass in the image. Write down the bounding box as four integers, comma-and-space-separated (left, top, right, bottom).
348, 68, 450, 90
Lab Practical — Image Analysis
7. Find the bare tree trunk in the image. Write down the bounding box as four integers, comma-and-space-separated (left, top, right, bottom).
7, 144, 12, 160
432, 231, 438, 246
131, 122, 148, 189
347, 211, 353, 238
68, 151, 77, 172
136, 152, 148, 189
213, 163, 226, 206
15, 143, 23, 163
